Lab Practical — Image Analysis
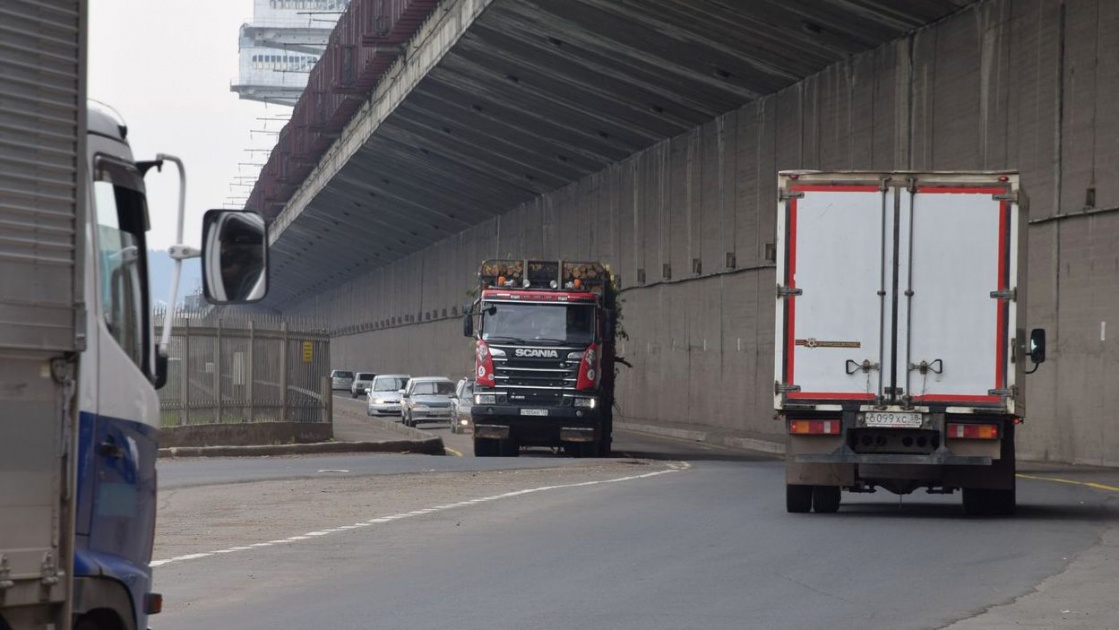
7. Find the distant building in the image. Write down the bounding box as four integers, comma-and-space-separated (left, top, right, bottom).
231, 0, 350, 106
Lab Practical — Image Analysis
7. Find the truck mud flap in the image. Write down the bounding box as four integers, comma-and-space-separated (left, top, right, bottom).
473, 424, 510, 440
560, 427, 595, 443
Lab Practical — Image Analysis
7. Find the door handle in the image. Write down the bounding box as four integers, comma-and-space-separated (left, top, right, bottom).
846, 359, 880, 375
98, 439, 125, 459
909, 359, 943, 374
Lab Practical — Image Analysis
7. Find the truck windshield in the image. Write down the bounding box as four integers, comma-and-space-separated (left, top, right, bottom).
481, 303, 595, 346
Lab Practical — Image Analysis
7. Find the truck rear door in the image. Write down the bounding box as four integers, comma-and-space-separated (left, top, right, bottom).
903, 179, 1017, 405
776, 179, 887, 403
776, 173, 1018, 409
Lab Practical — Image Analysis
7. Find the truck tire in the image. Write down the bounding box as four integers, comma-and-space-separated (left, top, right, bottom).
812, 486, 841, 513
474, 438, 499, 457
498, 438, 519, 457
597, 437, 611, 457
786, 484, 813, 513
961, 488, 990, 516
989, 487, 1016, 516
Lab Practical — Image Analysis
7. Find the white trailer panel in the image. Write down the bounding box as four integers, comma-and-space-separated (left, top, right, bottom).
0, 1, 84, 627
776, 172, 1022, 413
904, 187, 1011, 403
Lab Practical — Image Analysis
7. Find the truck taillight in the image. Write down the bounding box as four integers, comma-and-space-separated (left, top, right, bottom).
575, 342, 600, 390
476, 340, 495, 387
788, 419, 841, 435
947, 423, 999, 439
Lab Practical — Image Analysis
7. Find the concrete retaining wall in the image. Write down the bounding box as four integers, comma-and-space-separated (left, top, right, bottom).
287, 0, 1119, 467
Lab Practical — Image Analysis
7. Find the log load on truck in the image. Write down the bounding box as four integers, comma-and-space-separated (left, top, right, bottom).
774, 171, 1047, 516
463, 259, 618, 458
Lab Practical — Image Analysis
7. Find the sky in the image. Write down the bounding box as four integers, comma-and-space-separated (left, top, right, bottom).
88, 0, 292, 249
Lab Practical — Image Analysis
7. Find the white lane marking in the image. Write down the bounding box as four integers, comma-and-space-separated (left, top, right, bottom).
150, 462, 690, 568
317, 469, 350, 473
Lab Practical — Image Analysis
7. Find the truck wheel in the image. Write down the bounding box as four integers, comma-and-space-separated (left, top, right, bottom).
812, 486, 841, 513
597, 438, 611, 457
499, 439, 519, 457
786, 484, 813, 513
564, 442, 595, 458
961, 488, 990, 516
989, 487, 1016, 516
474, 438, 498, 457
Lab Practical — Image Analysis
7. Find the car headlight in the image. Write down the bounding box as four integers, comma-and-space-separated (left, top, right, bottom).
371, 398, 383, 404
474, 394, 496, 404
574, 397, 597, 409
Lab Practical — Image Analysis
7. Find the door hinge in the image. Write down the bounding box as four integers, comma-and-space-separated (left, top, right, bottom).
990, 288, 1017, 301
780, 188, 805, 201
40, 552, 61, 587
775, 382, 801, 394
0, 556, 13, 590
777, 285, 803, 298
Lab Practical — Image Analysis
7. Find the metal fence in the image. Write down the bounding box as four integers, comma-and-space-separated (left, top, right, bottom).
154, 308, 331, 428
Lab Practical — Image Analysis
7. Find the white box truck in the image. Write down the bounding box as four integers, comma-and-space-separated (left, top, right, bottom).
774, 171, 1046, 516
1, 3, 269, 628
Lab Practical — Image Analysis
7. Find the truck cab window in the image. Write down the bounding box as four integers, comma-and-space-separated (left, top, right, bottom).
93, 158, 150, 371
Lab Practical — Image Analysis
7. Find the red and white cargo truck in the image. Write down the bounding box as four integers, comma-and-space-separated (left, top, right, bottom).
774, 171, 1046, 516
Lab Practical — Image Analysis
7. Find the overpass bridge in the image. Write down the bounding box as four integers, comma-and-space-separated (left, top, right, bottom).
246, 0, 1119, 467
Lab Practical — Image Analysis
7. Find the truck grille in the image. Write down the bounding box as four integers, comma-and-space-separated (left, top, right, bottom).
491, 344, 581, 405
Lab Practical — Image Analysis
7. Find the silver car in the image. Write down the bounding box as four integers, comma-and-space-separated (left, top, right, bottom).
401, 376, 455, 427
351, 372, 376, 398
366, 374, 411, 416
330, 369, 354, 391
450, 377, 474, 434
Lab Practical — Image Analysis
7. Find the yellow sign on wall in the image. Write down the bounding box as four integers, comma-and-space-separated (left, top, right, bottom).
302, 341, 313, 363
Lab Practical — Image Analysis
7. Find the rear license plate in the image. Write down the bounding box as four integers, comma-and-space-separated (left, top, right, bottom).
520, 409, 548, 416
864, 412, 922, 428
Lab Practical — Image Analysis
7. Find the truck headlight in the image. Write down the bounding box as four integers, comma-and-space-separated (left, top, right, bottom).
574, 397, 597, 409
475, 394, 496, 404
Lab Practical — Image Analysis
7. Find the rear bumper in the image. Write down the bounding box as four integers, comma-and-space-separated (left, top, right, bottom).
795, 449, 992, 466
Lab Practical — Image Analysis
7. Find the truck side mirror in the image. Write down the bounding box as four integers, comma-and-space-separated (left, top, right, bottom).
462, 311, 473, 337
1029, 328, 1046, 364
201, 209, 268, 304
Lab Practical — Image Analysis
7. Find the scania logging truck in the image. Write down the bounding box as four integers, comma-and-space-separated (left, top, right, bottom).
775, 171, 1046, 516
463, 259, 618, 458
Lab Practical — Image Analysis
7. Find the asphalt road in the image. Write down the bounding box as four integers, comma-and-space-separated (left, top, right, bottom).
151, 422, 1119, 630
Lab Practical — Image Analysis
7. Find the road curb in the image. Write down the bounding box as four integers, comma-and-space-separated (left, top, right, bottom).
158, 437, 444, 458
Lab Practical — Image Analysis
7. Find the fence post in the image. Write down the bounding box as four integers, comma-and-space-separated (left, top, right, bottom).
322, 375, 332, 425
215, 317, 223, 424
181, 316, 190, 427
280, 321, 288, 422
248, 320, 255, 423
